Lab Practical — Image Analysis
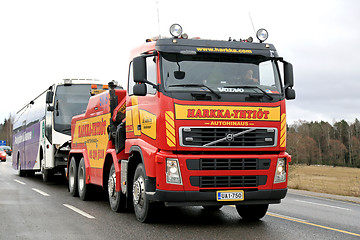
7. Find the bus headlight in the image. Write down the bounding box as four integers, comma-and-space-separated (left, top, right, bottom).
274, 158, 286, 183
166, 158, 182, 185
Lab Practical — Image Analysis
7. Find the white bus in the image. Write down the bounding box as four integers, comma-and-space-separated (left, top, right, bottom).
12, 79, 110, 181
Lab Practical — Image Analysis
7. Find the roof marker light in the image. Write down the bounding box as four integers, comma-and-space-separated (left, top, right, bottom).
256, 28, 268, 43
169, 24, 183, 38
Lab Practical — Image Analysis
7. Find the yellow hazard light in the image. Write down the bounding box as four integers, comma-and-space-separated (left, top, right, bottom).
91, 84, 97, 89
103, 85, 109, 90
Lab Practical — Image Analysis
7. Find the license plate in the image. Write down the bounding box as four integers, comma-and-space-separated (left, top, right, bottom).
216, 190, 244, 201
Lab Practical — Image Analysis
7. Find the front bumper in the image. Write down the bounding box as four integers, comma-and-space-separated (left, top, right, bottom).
146, 188, 287, 207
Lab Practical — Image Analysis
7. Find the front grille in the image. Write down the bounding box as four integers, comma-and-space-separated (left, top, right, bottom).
190, 175, 267, 188
180, 127, 277, 148
186, 158, 271, 170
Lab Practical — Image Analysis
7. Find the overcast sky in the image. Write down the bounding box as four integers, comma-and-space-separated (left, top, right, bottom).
0, 0, 359, 125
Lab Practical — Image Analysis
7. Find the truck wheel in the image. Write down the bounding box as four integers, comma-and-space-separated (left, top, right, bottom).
77, 158, 90, 201
132, 163, 155, 222
68, 157, 78, 197
108, 163, 126, 212
236, 204, 269, 221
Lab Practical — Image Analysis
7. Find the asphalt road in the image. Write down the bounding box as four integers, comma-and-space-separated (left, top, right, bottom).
1, 156, 359, 240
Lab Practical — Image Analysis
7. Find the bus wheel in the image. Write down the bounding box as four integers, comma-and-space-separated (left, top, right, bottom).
78, 158, 90, 201
236, 204, 268, 221
133, 163, 155, 222
108, 163, 126, 212
18, 158, 25, 177
68, 157, 78, 197
41, 163, 51, 182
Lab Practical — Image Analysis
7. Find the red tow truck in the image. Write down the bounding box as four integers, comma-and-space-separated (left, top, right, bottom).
68, 24, 295, 222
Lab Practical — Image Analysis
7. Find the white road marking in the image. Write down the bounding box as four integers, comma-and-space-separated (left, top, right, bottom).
267, 212, 308, 222
296, 199, 351, 211
32, 188, 50, 197
63, 204, 95, 219
14, 179, 26, 185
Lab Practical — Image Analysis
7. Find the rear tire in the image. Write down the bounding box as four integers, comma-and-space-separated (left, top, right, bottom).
68, 157, 78, 197
236, 204, 269, 221
133, 163, 155, 223
108, 163, 126, 212
78, 158, 90, 201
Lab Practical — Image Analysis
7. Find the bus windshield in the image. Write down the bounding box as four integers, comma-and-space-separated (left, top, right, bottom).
53, 84, 94, 135
161, 53, 282, 96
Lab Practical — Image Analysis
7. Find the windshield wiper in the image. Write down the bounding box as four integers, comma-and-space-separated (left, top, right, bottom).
224, 85, 273, 100
168, 84, 221, 99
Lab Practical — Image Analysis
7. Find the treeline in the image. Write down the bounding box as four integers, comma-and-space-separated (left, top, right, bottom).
0, 115, 13, 147
287, 119, 360, 168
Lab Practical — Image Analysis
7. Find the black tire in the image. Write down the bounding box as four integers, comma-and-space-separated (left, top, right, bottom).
202, 205, 223, 211
236, 204, 269, 221
18, 157, 25, 177
42, 168, 52, 182
68, 157, 78, 197
78, 158, 90, 201
133, 163, 155, 223
108, 163, 126, 212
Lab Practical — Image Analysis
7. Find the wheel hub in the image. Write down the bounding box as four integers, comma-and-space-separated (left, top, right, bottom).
108, 173, 116, 198
133, 177, 145, 207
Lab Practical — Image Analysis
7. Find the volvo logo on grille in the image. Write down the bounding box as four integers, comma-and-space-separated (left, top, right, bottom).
226, 133, 234, 142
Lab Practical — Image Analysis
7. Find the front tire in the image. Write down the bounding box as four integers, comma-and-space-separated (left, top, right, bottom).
108, 163, 126, 212
41, 165, 52, 182
18, 157, 25, 177
236, 204, 269, 221
78, 158, 90, 201
133, 163, 155, 222
68, 157, 78, 197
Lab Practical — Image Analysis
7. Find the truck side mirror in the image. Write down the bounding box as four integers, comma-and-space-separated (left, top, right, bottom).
133, 56, 147, 83
46, 91, 54, 104
133, 84, 147, 96
285, 88, 296, 100
284, 62, 294, 88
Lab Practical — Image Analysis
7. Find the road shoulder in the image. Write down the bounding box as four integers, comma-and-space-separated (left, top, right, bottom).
289, 188, 360, 204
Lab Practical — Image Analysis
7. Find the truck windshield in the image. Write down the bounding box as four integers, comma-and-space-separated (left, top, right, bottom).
161, 53, 282, 96
53, 84, 94, 135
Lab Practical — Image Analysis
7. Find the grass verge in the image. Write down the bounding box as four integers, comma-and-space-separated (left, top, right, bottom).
288, 164, 360, 197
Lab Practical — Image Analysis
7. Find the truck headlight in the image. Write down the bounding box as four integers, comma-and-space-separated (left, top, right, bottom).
166, 158, 182, 185
274, 158, 286, 184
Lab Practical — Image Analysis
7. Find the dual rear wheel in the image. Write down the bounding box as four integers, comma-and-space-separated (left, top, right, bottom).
68, 157, 89, 200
